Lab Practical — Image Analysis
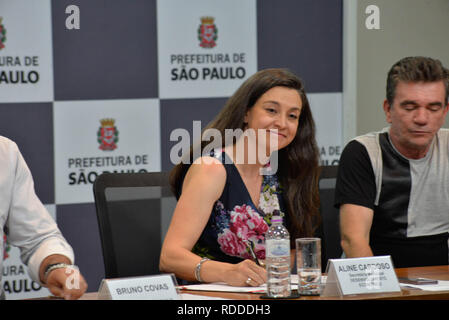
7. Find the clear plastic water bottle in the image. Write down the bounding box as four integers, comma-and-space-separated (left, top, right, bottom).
265, 214, 291, 298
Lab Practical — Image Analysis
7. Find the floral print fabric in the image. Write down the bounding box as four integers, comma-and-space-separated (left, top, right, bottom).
192, 151, 285, 263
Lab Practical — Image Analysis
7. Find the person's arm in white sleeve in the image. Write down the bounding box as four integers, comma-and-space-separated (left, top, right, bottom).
4, 140, 87, 299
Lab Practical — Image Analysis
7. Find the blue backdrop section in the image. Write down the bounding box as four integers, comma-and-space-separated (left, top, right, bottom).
257, 0, 342, 93
52, 0, 159, 100
160, 97, 227, 172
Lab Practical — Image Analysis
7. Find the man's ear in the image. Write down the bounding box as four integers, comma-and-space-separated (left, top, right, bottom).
383, 99, 392, 124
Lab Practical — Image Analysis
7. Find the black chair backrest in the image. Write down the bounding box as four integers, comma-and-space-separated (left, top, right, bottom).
318, 166, 342, 270
93, 171, 176, 279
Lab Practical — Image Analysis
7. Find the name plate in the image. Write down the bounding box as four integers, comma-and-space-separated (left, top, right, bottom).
322, 256, 400, 296
98, 274, 179, 300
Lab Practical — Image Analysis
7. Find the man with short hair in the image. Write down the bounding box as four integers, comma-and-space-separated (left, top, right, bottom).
335, 56, 449, 268
0, 136, 87, 299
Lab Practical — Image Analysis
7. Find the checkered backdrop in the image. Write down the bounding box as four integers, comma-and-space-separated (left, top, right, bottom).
0, 0, 342, 298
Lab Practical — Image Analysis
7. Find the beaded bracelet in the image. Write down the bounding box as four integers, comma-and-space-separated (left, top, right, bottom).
44, 263, 76, 282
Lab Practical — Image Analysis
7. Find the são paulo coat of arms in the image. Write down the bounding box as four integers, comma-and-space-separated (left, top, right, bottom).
0, 18, 6, 50
97, 118, 119, 151
198, 16, 217, 48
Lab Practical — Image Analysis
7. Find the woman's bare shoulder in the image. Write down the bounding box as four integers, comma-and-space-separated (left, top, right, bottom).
181, 156, 227, 197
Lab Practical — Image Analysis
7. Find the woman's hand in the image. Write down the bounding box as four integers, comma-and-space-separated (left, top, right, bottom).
222, 259, 267, 287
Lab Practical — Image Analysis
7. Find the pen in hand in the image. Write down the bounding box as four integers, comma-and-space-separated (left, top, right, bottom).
244, 240, 264, 267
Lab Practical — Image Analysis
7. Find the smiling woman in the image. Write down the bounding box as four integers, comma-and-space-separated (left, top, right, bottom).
244, 86, 301, 151
159, 68, 321, 287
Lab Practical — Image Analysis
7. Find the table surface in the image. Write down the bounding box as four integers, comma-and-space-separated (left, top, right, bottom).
80, 265, 449, 300
179, 265, 449, 300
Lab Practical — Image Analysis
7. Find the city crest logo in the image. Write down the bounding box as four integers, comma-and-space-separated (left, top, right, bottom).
0, 17, 7, 50
198, 16, 217, 48
97, 118, 119, 151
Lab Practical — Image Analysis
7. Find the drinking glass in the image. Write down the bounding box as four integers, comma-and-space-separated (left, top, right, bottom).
296, 238, 321, 295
